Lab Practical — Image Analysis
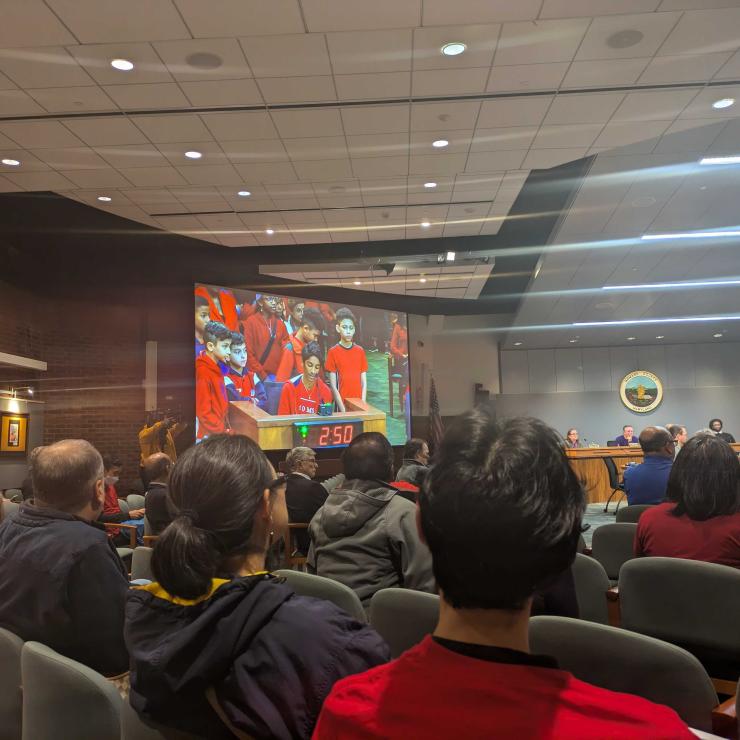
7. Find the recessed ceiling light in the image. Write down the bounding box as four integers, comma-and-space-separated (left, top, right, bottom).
424, 182, 437, 188
432, 139, 449, 148
713, 97, 735, 110
265, 228, 274, 235
420, 277, 427, 283
110, 58, 134, 71
1, 158, 20, 166
184, 150, 202, 159
441, 42, 467, 57
513, 341, 523, 346
353, 280, 362, 286
627, 336, 636, 341
655, 335, 665, 339
421, 221, 431, 228
569, 338, 578, 343
97, 196, 112, 202
446, 251, 456, 261
713, 332, 723, 338
237, 190, 251, 197
700, 155, 740, 165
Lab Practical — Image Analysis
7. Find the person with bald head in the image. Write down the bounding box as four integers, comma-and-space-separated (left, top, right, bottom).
143, 452, 174, 535
622, 426, 675, 506
0, 439, 129, 675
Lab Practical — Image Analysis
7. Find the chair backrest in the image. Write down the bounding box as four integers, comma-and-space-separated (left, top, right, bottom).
143, 516, 153, 536
21, 642, 121, 740
369, 588, 439, 659
616, 504, 653, 523
118, 498, 131, 516
131, 547, 154, 581
127, 494, 145, 510
0, 499, 20, 523
529, 616, 718, 731
121, 699, 205, 740
576, 533, 586, 553
620, 557, 740, 656
274, 569, 366, 623
3, 489, 22, 503
0, 627, 24, 740
571, 553, 610, 625
590, 523, 637, 580
602, 456, 620, 487
605, 440, 618, 447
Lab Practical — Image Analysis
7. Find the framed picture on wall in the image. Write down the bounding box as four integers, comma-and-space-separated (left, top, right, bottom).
0, 413, 29, 455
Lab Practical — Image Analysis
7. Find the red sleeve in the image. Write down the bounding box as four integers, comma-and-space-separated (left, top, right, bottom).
278, 382, 295, 415
359, 346, 368, 372
390, 325, 401, 355
325, 346, 338, 373
218, 290, 240, 332
196, 372, 226, 434
275, 346, 295, 382
195, 285, 222, 323
102, 485, 121, 517
243, 317, 268, 379
634, 519, 646, 556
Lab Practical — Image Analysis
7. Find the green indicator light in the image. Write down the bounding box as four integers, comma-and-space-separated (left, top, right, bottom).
300, 425, 309, 436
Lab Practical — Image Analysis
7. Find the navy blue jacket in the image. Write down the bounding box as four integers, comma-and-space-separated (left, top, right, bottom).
125, 574, 389, 739
624, 455, 673, 505
0, 503, 129, 675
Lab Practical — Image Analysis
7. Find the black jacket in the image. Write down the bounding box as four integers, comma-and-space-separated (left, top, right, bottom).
0, 503, 129, 675
144, 482, 173, 535
285, 473, 328, 553
125, 574, 389, 739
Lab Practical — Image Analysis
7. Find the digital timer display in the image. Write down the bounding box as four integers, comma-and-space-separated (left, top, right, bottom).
293, 419, 363, 449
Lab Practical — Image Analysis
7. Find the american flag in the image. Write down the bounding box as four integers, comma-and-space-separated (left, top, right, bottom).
428, 375, 444, 454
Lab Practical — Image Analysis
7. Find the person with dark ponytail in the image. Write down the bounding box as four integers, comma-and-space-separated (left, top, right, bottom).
125, 434, 389, 739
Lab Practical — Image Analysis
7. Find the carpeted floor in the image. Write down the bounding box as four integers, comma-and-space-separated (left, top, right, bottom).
582, 501, 624, 547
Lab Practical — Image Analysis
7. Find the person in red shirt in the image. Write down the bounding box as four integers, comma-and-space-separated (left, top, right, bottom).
314, 410, 692, 740
275, 309, 321, 382
195, 321, 232, 440
389, 312, 408, 365
223, 331, 266, 408
325, 307, 368, 412
195, 295, 210, 357
242, 294, 289, 382
278, 342, 332, 415
635, 432, 740, 566
98, 455, 143, 546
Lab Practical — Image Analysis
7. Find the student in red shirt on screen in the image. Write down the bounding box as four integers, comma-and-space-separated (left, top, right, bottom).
278, 342, 332, 416
275, 309, 321, 382
635, 432, 740, 567
389, 312, 408, 364
195, 321, 231, 440
242, 294, 289, 382
326, 307, 367, 412
314, 410, 692, 740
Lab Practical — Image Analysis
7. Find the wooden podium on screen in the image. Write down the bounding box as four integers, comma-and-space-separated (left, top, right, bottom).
230, 398, 387, 452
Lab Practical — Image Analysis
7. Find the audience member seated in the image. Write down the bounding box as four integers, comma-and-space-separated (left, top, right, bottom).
98, 454, 143, 546
615, 424, 639, 446
142, 452, 173, 535
125, 434, 388, 740
710, 417, 736, 444
623, 427, 674, 505
284, 446, 327, 554
19, 446, 43, 501
0, 440, 129, 676
396, 438, 430, 485
308, 432, 435, 607
635, 433, 740, 566
313, 411, 692, 739
667, 423, 688, 456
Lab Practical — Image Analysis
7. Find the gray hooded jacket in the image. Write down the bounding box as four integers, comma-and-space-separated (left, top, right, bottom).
307, 479, 436, 606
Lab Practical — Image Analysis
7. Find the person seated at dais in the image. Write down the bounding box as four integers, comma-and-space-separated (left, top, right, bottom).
623, 427, 674, 506
615, 424, 638, 446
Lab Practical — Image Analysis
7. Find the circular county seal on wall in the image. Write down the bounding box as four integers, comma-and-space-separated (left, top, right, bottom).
620, 370, 663, 413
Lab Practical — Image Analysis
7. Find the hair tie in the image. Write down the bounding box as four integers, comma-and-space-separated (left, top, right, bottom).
178, 508, 200, 525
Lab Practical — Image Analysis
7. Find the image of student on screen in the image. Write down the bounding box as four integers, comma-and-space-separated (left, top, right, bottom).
283, 298, 304, 335
326, 307, 368, 413
275, 309, 322, 382
278, 342, 333, 415
195, 321, 232, 440
389, 312, 408, 366
224, 331, 266, 407
195, 295, 210, 357
242, 294, 289, 382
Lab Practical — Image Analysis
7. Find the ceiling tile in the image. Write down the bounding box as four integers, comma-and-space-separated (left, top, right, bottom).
118, 166, 188, 186
294, 159, 354, 180
410, 100, 481, 130
0, 121, 83, 149
233, 161, 298, 183
0, 151, 51, 173
659, 8, 740, 55
61, 117, 149, 146
0, 47, 93, 88
60, 169, 133, 188
173, 0, 304, 36
221, 139, 289, 163
283, 136, 348, 161
544, 92, 625, 124
103, 83, 190, 109
341, 105, 409, 134
715, 49, 740, 79
487, 62, 569, 92
171, 186, 227, 203
95, 144, 170, 168
413, 24, 499, 70
657, 0, 740, 9
0, 72, 17, 91
120, 188, 181, 205
200, 111, 278, 141
638, 52, 730, 84
29, 85, 117, 113
241, 34, 331, 77
495, 19, 589, 65
470, 126, 537, 152
594, 119, 672, 149
271, 195, 320, 209
575, 12, 681, 60
533, 123, 604, 149
0, 90, 52, 116
32, 146, 110, 170
0, 0, 77, 48
541, 0, 660, 17
335, 72, 410, 100
180, 79, 263, 106
153, 38, 252, 81
0, 132, 18, 149
132, 114, 213, 143
176, 164, 242, 186
422, 0, 543, 25
346, 132, 409, 158
412, 67, 489, 96
679, 85, 740, 118
351, 156, 409, 178
66, 43, 171, 85
46, 0, 191, 43
257, 76, 336, 104
4, 170, 77, 190
271, 108, 344, 138
611, 89, 698, 121
453, 172, 503, 191
562, 58, 649, 88
301, 0, 421, 32
464, 150, 526, 171
360, 177, 408, 206
158, 141, 228, 168
653, 118, 725, 153
521, 148, 587, 168
327, 30, 412, 74
477, 96, 552, 127
410, 152, 468, 175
